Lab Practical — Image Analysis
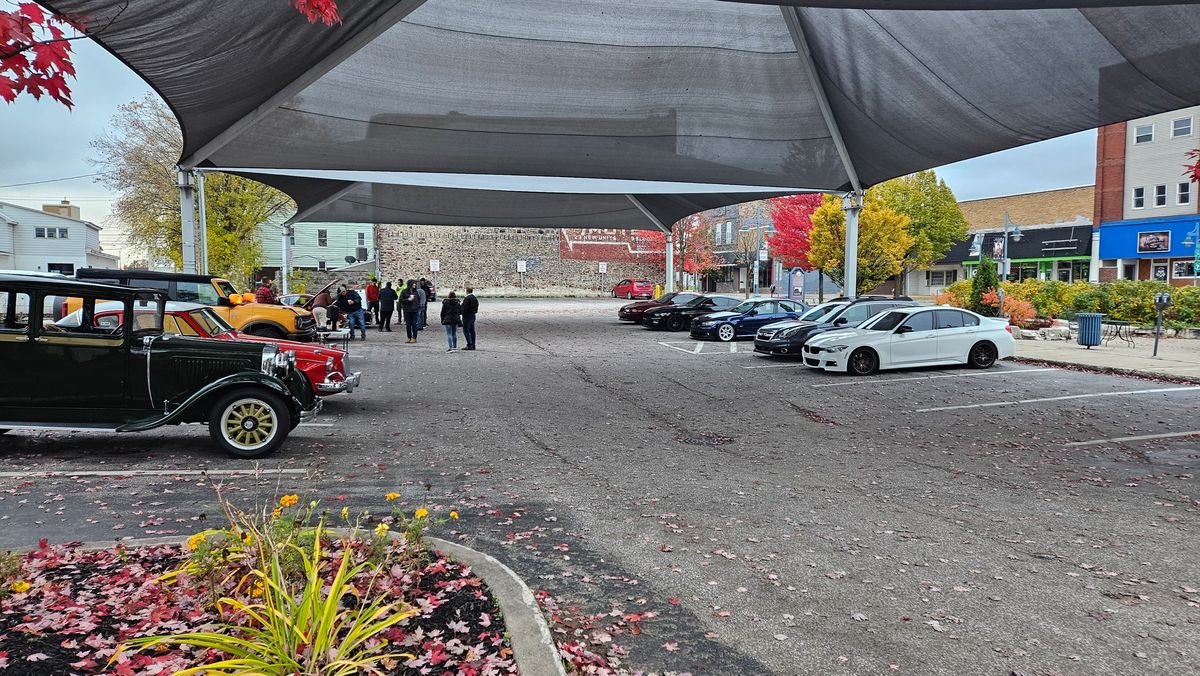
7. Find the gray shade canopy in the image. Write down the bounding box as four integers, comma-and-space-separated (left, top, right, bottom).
45, 0, 1200, 226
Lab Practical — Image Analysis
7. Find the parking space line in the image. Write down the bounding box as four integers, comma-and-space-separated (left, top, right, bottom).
743, 363, 807, 369
916, 386, 1200, 413
810, 368, 1055, 387
0, 468, 307, 478
657, 341, 699, 355
1064, 430, 1200, 447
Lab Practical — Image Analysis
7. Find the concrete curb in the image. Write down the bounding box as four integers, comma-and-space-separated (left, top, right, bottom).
73, 534, 566, 676
429, 537, 567, 676
1013, 356, 1200, 385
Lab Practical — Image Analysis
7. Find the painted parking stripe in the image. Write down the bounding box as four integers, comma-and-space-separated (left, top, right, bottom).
0, 468, 307, 478
743, 363, 807, 369
657, 341, 699, 355
916, 386, 1200, 413
810, 367, 1055, 387
1064, 430, 1200, 447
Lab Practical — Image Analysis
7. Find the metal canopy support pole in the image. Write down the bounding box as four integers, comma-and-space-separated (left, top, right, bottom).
195, 170, 209, 275
177, 168, 197, 274
179, 0, 430, 169
781, 6, 866, 298
842, 194, 861, 299
626, 195, 674, 293
281, 224, 292, 294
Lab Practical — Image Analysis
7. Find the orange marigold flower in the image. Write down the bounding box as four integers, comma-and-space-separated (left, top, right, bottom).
279, 494, 299, 508
450, 511, 459, 520
187, 533, 206, 552
11, 581, 30, 593
385, 492, 400, 501
414, 508, 429, 519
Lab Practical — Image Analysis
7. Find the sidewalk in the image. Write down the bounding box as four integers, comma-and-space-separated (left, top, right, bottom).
1014, 335, 1200, 381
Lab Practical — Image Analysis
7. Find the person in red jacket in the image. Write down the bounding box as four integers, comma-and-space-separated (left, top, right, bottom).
254, 278, 277, 304
365, 279, 380, 325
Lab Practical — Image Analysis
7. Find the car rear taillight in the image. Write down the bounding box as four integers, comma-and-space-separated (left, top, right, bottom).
1005, 324, 1013, 334
60, 299, 68, 319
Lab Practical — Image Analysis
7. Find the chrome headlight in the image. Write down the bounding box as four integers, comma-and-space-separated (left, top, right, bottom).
325, 356, 334, 372
260, 344, 279, 374
779, 326, 806, 338
272, 349, 296, 375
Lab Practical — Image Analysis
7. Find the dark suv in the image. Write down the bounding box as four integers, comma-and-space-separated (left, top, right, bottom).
753, 296, 917, 357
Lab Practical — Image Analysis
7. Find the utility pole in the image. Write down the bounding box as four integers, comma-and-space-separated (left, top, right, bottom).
196, 170, 208, 275
177, 168, 197, 274
841, 192, 862, 299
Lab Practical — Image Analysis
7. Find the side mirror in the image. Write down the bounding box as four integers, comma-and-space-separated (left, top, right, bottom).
834, 317, 848, 326
217, 296, 231, 307
894, 324, 913, 334
746, 309, 757, 316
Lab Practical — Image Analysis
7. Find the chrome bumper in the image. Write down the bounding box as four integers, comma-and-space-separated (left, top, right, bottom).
315, 371, 361, 394
299, 396, 323, 422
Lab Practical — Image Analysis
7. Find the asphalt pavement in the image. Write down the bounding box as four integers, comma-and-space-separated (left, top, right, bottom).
1, 298, 1198, 675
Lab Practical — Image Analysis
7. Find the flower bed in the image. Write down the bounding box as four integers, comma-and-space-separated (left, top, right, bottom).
0, 495, 517, 675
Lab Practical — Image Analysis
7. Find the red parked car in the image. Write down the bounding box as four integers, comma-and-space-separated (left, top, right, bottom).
61, 301, 360, 396
611, 279, 654, 300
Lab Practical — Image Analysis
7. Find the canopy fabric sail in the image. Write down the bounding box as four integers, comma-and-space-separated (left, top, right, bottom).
43, 0, 1200, 226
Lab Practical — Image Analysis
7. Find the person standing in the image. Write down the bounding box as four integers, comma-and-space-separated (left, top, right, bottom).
312, 285, 333, 328
441, 291, 463, 352
255, 278, 278, 304
461, 286, 479, 350
416, 282, 428, 330
400, 279, 421, 343
365, 279, 380, 325
346, 283, 366, 340
334, 286, 350, 328
378, 281, 398, 332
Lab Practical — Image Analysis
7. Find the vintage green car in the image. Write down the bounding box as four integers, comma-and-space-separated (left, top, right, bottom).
0, 273, 321, 458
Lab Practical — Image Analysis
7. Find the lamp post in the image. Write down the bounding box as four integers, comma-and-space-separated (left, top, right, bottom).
1183, 224, 1199, 287
997, 211, 1023, 318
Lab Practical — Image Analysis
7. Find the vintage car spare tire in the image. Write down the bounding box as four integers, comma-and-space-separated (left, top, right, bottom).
208, 388, 292, 459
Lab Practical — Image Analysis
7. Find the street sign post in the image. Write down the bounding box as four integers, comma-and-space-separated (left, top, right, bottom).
516, 260, 527, 291
598, 262, 607, 296
1153, 292, 1171, 357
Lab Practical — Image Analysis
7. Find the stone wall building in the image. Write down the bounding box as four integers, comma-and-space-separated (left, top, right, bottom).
375, 225, 663, 295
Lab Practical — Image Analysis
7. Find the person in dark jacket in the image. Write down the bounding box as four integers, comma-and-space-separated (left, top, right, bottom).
461, 287, 479, 350
440, 291, 463, 352
378, 281, 398, 332
345, 283, 366, 340
400, 280, 421, 343
334, 287, 351, 328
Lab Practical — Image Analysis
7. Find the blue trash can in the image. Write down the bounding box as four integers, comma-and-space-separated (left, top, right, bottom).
1076, 312, 1104, 348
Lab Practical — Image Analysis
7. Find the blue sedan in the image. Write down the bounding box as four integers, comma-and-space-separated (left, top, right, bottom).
689, 298, 807, 342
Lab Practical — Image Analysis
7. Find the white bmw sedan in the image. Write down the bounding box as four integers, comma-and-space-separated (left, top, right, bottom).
802, 306, 1015, 375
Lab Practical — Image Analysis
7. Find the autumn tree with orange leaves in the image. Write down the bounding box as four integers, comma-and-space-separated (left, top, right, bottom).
765, 194, 824, 270
1, 1, 340, 107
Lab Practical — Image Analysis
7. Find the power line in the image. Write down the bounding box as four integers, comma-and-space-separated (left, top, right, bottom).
0, 173, 102, 189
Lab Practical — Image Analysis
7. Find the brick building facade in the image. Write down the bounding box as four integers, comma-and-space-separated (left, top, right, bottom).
374, 225, 663, 295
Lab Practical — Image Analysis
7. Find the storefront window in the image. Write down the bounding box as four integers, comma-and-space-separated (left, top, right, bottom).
1173, 261, 1199, 278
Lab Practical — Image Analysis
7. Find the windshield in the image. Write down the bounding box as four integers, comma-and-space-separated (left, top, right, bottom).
862, 311, 907, 331
683, 295, 711, 307
189, 308, 234, 335
730, 300, 760, 314
800, 303, 844, 322
656, 292, 678, 303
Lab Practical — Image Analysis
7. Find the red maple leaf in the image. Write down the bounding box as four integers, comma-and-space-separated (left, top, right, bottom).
291, 0, 342, 26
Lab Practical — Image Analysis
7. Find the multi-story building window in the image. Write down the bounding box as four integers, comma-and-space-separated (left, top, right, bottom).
1172, 117, 1192, 138
1179, 182, 1192, 206
318, 260, 327, 271
317, 229, 328, 247
1132, 187, 1145, 209
33, 227, 67, 238
1154, 184, 1168, 207
357, 232, 366, 246
1134, 123, 1154, 143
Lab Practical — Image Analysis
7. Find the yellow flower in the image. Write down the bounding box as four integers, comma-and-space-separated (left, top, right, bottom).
250, 580, 265, 597
450, 511, 459, 520
271, 507, 282, 519
340, 506, 350, 521
414, 508, 429, 519
279, 494, 299, 508
187, 533, 206, 552
11, 581, 30, 594
241, 532, 253, 545
385, 492, 400, 501
374, 523, 389, 537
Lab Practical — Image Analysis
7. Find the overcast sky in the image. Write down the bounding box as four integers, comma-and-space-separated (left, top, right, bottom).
0, 35, 1097, 262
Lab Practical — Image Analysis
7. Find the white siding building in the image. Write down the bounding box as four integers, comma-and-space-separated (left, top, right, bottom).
257, 215, 374, 272
1122, 106, 1199, 221
0, 201, 120, 274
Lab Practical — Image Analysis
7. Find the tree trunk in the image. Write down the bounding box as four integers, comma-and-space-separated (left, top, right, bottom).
817, 269, 824, 303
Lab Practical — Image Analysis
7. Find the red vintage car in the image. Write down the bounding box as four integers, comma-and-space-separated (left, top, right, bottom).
60, 301, 360, 396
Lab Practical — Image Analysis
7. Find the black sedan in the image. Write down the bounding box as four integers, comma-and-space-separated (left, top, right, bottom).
689, 297, 807, 342
643, 294, 739, 331
753, 297, 916, 356
618, 291, 701, 323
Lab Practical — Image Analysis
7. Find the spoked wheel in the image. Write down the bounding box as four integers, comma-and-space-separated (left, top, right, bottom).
667, 314, 688, 331
968, 341, 998, 369
847, 348, 878, 376
716, 324, 736, 342
209, 388, 291, 459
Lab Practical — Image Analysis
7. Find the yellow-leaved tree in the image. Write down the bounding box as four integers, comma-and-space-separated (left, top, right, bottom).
807, 194, 914, 296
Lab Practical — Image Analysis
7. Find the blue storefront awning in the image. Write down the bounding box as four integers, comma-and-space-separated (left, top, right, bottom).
1098, 215, 1200, 259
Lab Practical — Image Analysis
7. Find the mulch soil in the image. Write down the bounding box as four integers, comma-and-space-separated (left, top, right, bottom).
0, 538, 518, 675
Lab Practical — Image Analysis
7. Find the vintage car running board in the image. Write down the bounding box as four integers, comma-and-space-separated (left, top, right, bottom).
0, 423, 121, 432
